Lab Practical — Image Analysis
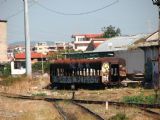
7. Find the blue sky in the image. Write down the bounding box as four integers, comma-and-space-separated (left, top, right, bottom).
0, 0, 158, 43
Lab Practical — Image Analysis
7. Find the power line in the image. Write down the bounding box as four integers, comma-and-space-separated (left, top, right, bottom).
5, 2, 35, 20
34, 0, 119, 16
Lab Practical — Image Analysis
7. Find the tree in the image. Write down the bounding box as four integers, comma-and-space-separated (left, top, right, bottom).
32, 62, 50, 73
102, 25, 121, 38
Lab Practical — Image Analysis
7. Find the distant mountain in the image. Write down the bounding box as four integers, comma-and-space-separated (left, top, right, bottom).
8, 41, 55, 47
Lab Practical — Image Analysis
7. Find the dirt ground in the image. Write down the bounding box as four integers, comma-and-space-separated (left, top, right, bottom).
0, 96, 62, 120
0, 76, 159, 120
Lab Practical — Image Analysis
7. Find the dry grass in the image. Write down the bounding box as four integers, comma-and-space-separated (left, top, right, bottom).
80, 103, 157, 120
0, 75, 50, 95
51, 88, 155, 102
0, 96, 63, 120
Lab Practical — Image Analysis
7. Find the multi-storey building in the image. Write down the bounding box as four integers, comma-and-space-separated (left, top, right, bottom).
32, 42, 49, 54
72, 33, 104, 51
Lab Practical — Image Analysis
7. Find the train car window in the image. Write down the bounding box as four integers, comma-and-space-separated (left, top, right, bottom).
114, 68, 117, 76
111, 68, 113, 75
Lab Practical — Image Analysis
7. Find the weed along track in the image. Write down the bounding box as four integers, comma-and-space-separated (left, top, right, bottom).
0, 92, 160, 120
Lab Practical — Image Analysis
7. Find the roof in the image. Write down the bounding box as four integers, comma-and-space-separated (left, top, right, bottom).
131, 31, 158, 48
51, 57, 125, 66
15, 52, 47, 59
91, 38, 107, 41
94, 34, 148, 52
146, 31, 158, 42
72, 33, 103, 38
0, 20, 7, 22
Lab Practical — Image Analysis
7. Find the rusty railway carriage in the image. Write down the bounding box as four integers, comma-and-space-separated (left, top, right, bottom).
50, 57, 126, 89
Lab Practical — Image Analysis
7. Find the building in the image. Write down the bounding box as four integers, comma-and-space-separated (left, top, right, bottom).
0, 20, 8, 63
134, 31, 159, 87
94, 34, 148, 75
11, 52, 47, 75
86, 38, 107, 51
14, 46, 25, 53
33, 42, 74, 53
32, 42, 49, 54
72, 33, 104, 51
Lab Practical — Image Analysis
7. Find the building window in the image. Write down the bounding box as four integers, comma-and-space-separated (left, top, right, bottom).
78, 38, 85, 41
14, 61, 25, 69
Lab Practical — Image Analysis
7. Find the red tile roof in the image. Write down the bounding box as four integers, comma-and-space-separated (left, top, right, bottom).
72, 33, 103, 38
92, 38, 107, 41
15, 52, 47, 59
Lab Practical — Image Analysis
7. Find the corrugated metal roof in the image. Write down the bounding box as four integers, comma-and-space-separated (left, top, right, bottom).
94, 34, 147, 52
129, 31, 158, 48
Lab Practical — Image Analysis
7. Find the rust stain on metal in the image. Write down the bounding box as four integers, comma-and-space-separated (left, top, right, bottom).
51, 57, 125, 66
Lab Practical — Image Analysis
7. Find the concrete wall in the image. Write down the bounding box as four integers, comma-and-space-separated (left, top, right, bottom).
0, 20, 8, 63
115, 49, 144, 74
11, 61, 26, 75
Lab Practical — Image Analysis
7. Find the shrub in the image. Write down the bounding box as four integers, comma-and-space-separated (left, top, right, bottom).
0, 63, 11, 77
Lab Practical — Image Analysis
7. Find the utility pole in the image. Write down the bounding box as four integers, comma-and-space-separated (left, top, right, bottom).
41, 53, 44, 75
152, 0, 160, 103
23, 0, 32, 77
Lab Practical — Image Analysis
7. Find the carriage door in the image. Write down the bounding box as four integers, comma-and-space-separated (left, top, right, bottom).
110, 64, 119, 82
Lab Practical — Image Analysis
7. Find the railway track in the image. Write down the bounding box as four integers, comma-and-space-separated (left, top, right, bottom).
0, 92, 160, 119
52, 100, 104, 120
1, 92, 159, 109
71, 101, 104, 120
0, 92, 104, 120
52, 102, 68, 120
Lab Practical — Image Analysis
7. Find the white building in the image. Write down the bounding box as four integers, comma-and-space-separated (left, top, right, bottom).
33, 42, 49, 54
14, 46, 25, 53
72, 33, 104, 51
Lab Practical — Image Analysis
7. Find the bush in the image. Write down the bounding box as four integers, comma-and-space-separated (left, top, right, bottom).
0, 63, 11, 77
108, 113, 128, 120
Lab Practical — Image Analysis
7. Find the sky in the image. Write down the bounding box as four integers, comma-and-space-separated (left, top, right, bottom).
0, 0, 159, 43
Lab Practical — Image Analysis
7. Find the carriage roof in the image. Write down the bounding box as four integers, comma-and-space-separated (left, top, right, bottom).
50, 57, 125, 66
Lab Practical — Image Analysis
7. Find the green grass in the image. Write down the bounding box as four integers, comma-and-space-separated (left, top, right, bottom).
108, 113, 128, 120
32, 93, 47, 96
122, 94, 156, 104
